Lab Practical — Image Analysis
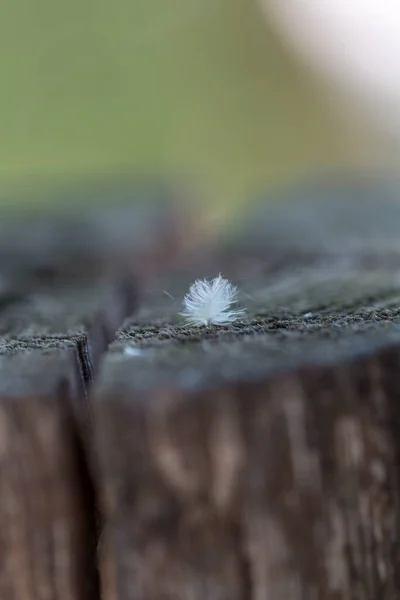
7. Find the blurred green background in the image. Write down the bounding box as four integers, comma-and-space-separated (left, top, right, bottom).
1, 0, 354, 213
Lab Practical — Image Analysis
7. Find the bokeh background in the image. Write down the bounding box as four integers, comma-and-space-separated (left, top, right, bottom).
0, 0, 388, 217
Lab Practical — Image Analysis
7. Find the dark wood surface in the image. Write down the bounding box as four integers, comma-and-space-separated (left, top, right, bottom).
3, 177, 400, 599
0, 188, 188, 600
0, 348, 97, 600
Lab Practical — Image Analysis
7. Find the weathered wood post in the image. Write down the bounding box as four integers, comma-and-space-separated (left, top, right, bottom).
1, 178, 400, 599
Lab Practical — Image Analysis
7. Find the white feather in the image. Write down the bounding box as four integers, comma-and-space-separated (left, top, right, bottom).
180, 274, 245, 326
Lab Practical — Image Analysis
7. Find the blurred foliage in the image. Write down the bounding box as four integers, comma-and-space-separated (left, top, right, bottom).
1, 0, 352, 211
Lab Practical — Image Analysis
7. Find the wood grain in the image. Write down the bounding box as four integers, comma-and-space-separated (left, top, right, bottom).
0, 189, 189, 600
0, 349, 97, 600
92, 178, 400, 600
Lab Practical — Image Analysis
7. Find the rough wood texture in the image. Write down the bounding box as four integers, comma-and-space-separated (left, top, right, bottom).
93, 177, 400, 600
0, 349, 97, 600
0, 183, 193, 381
4, 177, 400, 599
0, 190, 189, 600
0, 281, 135, 386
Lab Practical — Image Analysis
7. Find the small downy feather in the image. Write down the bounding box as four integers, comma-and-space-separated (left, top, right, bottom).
180, 274, 245, 326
